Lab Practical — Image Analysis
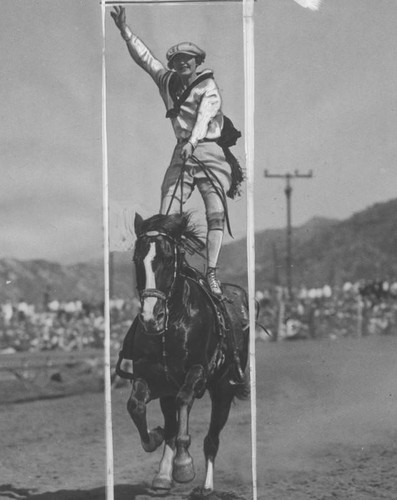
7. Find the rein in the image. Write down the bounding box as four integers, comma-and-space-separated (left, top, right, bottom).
164, 155, 233, 238
165, 165, 185, 216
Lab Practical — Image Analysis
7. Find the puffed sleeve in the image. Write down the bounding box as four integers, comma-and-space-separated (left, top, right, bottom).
126, 34, 168, 88
189, 79, 222, 147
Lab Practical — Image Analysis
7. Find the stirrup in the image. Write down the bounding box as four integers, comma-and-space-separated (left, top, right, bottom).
206, 267, 222, 296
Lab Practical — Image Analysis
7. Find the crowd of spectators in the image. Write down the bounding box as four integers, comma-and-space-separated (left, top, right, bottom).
256, 279, 397, 341
0, 297, 140, 354
1, 279, 396, 354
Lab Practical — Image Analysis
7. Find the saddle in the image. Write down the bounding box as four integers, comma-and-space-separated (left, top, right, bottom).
182, 263, 248, 381
182, 264, 247, 328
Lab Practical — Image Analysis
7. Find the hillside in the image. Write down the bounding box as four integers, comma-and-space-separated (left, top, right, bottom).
219, 215, 340, 289
290, 199, 397, 288
0, 258, 103, 306
1, 198, 396, 305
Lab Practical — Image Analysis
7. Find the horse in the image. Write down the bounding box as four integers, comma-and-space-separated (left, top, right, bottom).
116, 211, 250, 493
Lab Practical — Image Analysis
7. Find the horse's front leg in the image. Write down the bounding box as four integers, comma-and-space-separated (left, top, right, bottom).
127, 378, 164, 452
173, 364, 206, 483
152, 396, 178, 491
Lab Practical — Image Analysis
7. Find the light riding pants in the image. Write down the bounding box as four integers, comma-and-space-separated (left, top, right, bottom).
160, 141, 231, 269
160, 140, 231, 216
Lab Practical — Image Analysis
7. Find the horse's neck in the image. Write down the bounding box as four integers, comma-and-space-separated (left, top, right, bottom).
181, 261, 204, 282
169, 274, 189, 311
169, 271, 204, 316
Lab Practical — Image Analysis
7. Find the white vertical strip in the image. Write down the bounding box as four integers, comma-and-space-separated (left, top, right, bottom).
101, 2, 115, 499
243, 0, 257, 499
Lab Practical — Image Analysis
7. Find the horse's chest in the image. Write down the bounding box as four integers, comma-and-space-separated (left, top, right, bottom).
133, 330, 188, 394
134, 327, 188, 363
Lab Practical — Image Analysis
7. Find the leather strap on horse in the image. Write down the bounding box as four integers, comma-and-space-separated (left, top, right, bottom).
165, 160, 186, 216
183, 274, 227, 367
164, 154, 232, 238
183, 272, 242, 380
190, 154, 233, 238
140, 288, 167, 301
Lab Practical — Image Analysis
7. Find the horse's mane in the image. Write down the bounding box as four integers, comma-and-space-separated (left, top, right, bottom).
140, 212, 205, 256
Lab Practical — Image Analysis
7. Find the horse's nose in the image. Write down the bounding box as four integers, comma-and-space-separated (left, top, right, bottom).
139, 314, 158, 334
139, 309, 166, 335
141, 297, 157, 323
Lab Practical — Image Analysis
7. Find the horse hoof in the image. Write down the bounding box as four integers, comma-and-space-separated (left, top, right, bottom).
152, 474, 173, 490
189, 486, 213, 499
142, 426, 164, 452
200, 488, 213, 498
173, 455, 195, 483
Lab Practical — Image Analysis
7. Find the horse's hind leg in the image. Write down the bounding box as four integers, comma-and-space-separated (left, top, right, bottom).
127, 378, 164, 453
152, 396, 178, 491
202, 380, 235, 492
173, 364, 206, 484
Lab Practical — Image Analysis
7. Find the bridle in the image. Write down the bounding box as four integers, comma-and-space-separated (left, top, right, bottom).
135, 229, 181, 334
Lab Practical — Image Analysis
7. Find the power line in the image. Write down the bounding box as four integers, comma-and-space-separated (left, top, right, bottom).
264, 170, 313, 299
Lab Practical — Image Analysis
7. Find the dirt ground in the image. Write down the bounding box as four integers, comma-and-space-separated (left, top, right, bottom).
1, 335, 397, 500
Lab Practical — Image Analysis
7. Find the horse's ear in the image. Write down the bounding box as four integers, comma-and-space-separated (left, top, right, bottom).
134, 213, 144, 236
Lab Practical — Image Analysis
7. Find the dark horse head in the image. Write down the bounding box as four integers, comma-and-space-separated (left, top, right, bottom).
133, 212, 205, 335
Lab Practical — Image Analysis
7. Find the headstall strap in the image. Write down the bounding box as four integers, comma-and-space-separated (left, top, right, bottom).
143, 230, 176, 244
136, 229, 180, 379
137, 229, 180, 304
135, 229, 191, 388
140, 288, 167, 301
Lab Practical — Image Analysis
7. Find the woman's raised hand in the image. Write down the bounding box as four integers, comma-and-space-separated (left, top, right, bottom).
110, 6, 127, 31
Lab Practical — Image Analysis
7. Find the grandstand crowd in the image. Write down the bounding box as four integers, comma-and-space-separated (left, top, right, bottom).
1, 280, 396, 353
0, 297, 140, 354
257, 280, 397, 341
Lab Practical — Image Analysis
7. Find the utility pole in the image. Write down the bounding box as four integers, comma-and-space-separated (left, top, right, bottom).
264, 170, 313, 299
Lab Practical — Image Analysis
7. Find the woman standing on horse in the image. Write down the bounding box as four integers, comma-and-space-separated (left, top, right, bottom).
111, 6, 240, 296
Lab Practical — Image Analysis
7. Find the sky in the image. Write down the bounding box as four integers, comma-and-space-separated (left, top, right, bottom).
1, 0, 397, 264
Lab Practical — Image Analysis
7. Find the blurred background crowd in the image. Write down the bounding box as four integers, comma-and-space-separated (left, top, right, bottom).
257, 279, 397, 341
1, 279, 396, 354
0, 296, 140, 354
